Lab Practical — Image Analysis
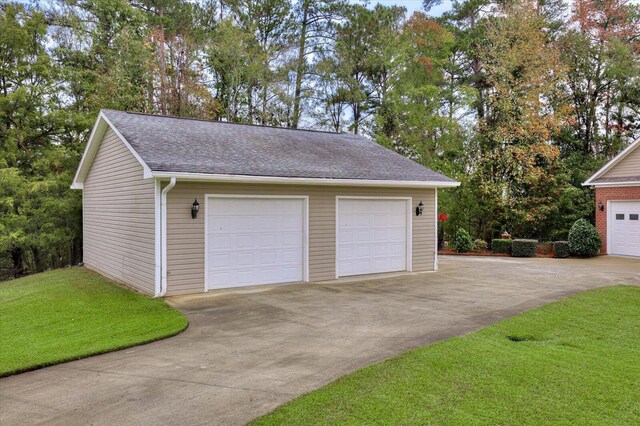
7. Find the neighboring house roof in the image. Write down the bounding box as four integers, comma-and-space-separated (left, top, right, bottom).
584, 138, 640, 187
72, 110, 460, 189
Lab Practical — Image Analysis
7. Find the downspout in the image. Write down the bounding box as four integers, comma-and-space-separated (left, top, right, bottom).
160, 177, 176, 296
434, 188, 438, 271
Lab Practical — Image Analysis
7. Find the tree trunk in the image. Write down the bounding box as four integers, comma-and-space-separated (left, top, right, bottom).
292, 3, 308, 129
31, 246, 43, 273
352, 103, 360, 135
472, 57, 484, 120
470, 13, 484, 120
248, 86, 254, 124
11, 246, 24, 278
261, 83, 268, 125
604, 90, 611, 152
158, 6, 168, 115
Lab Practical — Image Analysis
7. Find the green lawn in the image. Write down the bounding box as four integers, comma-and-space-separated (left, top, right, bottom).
254, 286, 640, 425
0, 268, 188, 377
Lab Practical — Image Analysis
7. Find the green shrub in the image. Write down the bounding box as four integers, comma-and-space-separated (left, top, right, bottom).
512, 239, 538, 257
492, 239, 512, 254
568, 219, 601, 257
454, 228, 473, 253
553, 241, 570, 258
472, 239, 488, 252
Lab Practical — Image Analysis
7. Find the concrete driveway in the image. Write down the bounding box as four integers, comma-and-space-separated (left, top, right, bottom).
1, 256, 639, 425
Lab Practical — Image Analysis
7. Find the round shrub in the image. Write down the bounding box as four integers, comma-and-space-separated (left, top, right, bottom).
568, 219, 601, 257
454, 228, 473, 253
472, 239, 488, 252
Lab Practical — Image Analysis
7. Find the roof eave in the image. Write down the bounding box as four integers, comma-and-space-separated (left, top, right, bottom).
70, 111, 152, 190
583, 138, 640, 186
149, 171, 461, 188
583, 180, 640, 188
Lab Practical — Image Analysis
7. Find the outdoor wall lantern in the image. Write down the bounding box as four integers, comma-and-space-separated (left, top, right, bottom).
597, 200, 604, 212
191, 198, 200, 219
416, 201, 424, 216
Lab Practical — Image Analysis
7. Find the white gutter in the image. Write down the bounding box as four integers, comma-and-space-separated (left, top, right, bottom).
150, 171, 461, 188
583, 181, 640, 188
160, 177, 176, 296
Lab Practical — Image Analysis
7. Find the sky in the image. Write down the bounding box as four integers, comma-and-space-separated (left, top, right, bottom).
356, 0, 640, 17
351, 0, 455, 17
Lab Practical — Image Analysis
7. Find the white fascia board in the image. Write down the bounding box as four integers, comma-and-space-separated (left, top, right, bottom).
70, 116, 106, 189
586, 181, 640, 188
70, 111, 152, 189
583, 139, 640, 186
150, 171, 461, 188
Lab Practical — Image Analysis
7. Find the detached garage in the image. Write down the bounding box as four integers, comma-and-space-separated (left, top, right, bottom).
584, 138, 640, 257
72, 110, 459, 296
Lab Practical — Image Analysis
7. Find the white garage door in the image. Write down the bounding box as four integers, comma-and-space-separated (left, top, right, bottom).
610, 201, 640, 257
337, 198, 410, 277
206, 197, 306, 290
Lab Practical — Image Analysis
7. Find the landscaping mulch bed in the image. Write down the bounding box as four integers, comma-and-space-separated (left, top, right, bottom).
438, 249, 554, 258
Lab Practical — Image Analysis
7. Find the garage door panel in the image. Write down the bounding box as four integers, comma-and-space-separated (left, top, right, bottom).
373, 245, 387, 256
209, 253, 232, 269
338, 245, 354, 258
373, 215, 387, 226
355, 229, 370, 241
278, 214, 303, 230
338, 230, 352, 243
277, 248, 300, 262
374, 229, 388, 241
610, 201, 640, 257
337, 198, 409, 277
256, 234, 278, 249
207, 197, 305, 289
388, 242, 405, 255
277, 232, 302, 247
255, 251, 277, 266
208, 234, 231, 251
236, 270, 254, 284
388, 228, 406, 242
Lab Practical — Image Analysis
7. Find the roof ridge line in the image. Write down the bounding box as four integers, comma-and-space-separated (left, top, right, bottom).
103, 109, 354, 136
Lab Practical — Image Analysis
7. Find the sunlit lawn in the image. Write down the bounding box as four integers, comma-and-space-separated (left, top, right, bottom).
0, 268, 188, 376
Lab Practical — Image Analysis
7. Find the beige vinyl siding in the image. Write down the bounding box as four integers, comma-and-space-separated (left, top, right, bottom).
165, 182, 435, 296
83, 128, 156, 295
602, 145, 640, 179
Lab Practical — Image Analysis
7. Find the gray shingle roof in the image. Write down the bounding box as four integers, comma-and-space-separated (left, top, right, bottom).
102, 110, 457, 183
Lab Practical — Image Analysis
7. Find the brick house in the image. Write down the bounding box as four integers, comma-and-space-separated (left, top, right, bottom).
584, 139, 640, 257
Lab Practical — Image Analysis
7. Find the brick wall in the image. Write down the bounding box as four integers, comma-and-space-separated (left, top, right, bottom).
594, 186, 640, 254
